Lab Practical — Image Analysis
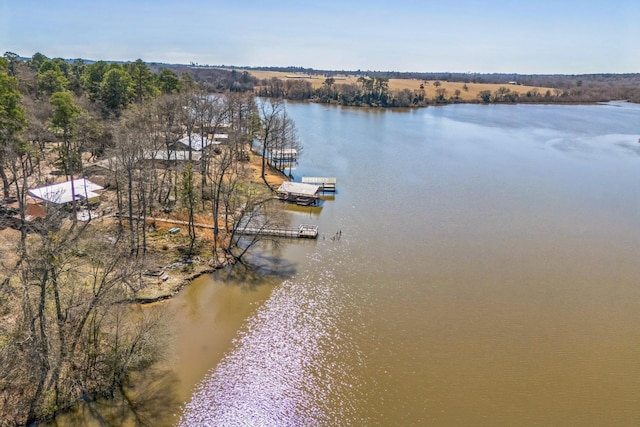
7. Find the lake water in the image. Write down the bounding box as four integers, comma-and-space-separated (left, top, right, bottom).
174, 102, 640, 426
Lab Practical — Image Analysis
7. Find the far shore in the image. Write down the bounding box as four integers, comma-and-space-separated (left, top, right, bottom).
244, 69, 556, 102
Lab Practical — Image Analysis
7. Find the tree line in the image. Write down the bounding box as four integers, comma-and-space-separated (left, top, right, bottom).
255, 75, 423, 107
241, 66, 640, 107
0, 52, 299, 425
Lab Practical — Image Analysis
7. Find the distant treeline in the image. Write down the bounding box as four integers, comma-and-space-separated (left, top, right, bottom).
229, 65, 640, 107
156, 65, 258, 93
242, 65, 640, 90
256, 75, 423, 107
256, 73, 640, 108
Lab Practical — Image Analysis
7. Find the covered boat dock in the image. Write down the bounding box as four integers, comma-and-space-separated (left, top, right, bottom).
277, 181, 321, 206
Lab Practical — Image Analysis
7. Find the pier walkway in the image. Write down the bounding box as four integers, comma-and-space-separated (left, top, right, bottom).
235, 224, 318, 239
149, 217, 318, 239
301, 177, 337, 192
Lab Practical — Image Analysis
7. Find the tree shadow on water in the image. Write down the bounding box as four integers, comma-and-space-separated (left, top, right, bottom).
214, 253, 298, 291
49, 368, 179, 427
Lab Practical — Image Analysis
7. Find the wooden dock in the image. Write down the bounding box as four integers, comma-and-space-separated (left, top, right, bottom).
129, 216, 318, 239
270, 148, 298, 162
301, 177, 336, 192
235, 224, 318, 239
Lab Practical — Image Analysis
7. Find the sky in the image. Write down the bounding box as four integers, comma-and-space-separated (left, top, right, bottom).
2, 0, 639, 74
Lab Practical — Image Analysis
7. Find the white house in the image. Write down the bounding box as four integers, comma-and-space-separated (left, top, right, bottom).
28, 178, 104, 205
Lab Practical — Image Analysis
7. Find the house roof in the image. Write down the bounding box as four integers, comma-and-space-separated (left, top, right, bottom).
277, 181, 320, 197
176, 133, 219, 151
86, 157, 117, 172
28, 178, 104, 205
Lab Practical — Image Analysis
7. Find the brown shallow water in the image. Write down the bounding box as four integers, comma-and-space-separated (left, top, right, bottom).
166, 270, 280, 402
172, 102, 640, 425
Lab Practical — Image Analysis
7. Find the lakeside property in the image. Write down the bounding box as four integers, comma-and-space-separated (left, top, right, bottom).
0, 58, 301, 423
4, 52, 640, 425
0, 146, 289, 302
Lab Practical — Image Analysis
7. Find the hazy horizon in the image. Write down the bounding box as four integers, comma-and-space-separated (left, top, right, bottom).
2, 0, 639, 75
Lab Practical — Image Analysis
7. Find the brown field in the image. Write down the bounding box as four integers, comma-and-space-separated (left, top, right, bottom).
245, 70, 552, 101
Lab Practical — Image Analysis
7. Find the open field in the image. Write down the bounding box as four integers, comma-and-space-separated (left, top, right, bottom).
245, 70, 554, 101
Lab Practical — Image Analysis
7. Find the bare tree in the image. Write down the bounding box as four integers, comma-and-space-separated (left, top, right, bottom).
225, 91, 258, 173
224, 183, 286, 264
269, 109, 301, 176
192, 92, 227, 202
0, 214, 169, 425
113, 129, 143, 255
208, 143, 234, 260
154, 94, 183, 208
180, 162, 197, 255
179, 91, 199, 162
256, 98, 284, 186
226, 91, 257, 140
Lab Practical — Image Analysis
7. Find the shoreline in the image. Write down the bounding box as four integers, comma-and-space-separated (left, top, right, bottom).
124, 155, 290, 305
248, 70, 640, 106
301, 97, 629, 108
131, 266, 221, 305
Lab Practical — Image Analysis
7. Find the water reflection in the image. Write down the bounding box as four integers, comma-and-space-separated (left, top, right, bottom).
51, 370, 178, 427
176, 102, 640, 426
218, 251, 299, 284
282, 202, 324, 216
166, 258, 290, 405
180, 246, 366, 426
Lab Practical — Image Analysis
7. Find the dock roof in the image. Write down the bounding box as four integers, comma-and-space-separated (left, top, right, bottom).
277, 181, 320, 196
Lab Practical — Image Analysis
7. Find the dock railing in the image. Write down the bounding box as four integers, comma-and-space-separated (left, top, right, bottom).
235, 224, 318, 239
301, 177, 336, 192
